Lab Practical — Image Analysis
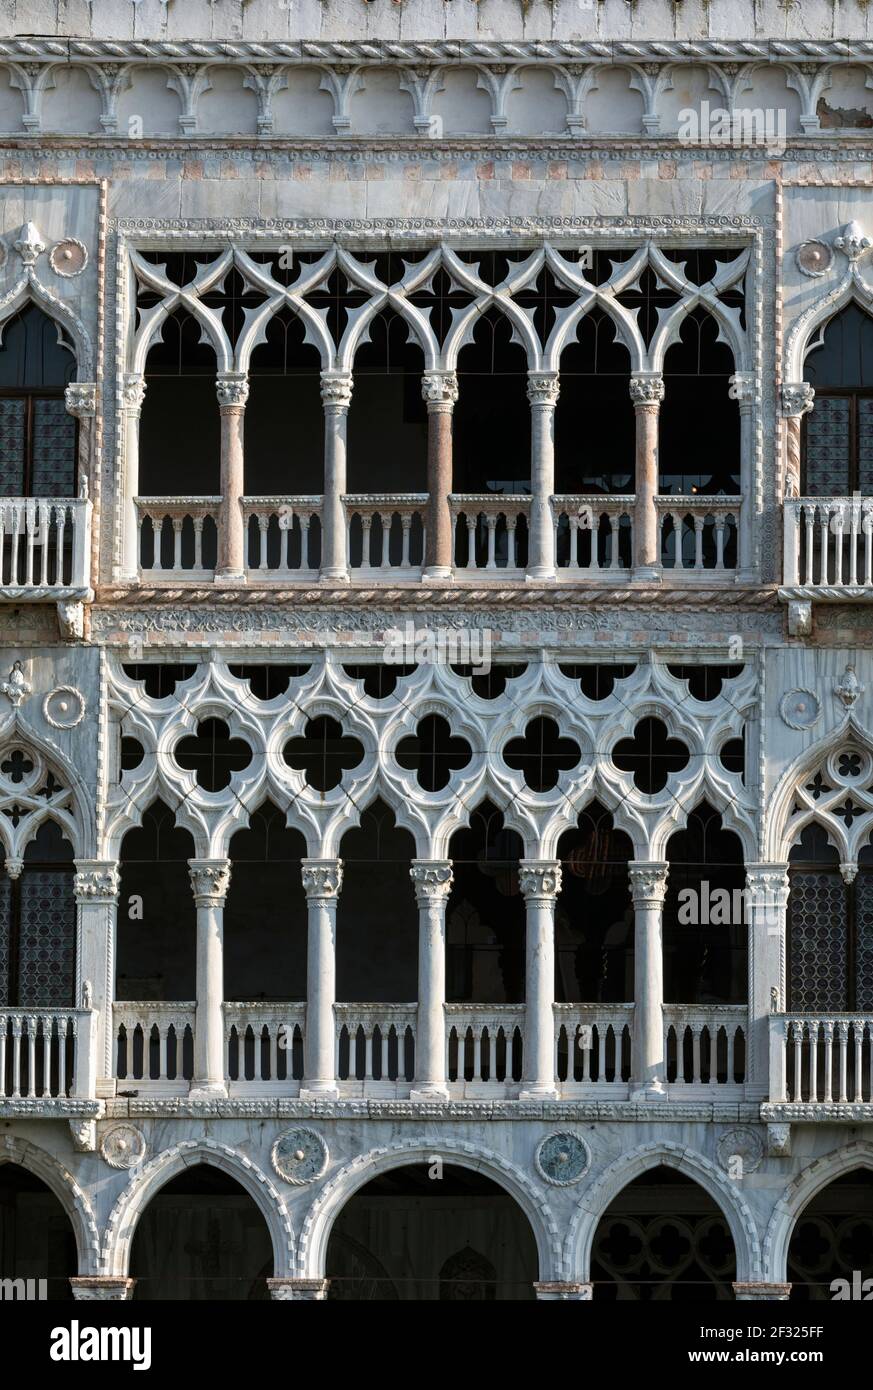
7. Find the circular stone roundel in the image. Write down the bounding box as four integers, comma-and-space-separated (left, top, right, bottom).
100, 1124, 147, 1170
796, 239, 834, 278
716, 1126, 764, 1177
49, 237, 88, 277
780, 688, 821, 731
43, 685, 86, 729
271, 1127, 328, 1185
535, 1132, 591, 1186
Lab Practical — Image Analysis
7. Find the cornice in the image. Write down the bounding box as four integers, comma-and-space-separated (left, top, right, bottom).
98, 1096, 763, 1122
93, 585, 780, 609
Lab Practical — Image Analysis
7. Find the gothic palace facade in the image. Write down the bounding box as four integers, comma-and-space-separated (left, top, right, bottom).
2, 0, 873, 1303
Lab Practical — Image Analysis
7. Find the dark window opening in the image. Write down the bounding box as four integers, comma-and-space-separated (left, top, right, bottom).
556, 804, 633, 1005
803, 303, 873, 494
283, 716, 364, 792
446, 801, 525, 1004
612, 717, 690, 794
663, 802, 747, 1006
117, 800, 196, 1002
122, 663, 198, 699
788, 822, 873, 1012
225, 802, 307, 1002
0, 304, 77, 499
396, 714, 472, 792
337, 799, 417, 1004
0, 821, 75, 1008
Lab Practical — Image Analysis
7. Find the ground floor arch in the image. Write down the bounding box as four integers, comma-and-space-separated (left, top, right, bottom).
324, 1161, 539, 1300
787, 1168, 873, 1300
0, 1161, 77, 1300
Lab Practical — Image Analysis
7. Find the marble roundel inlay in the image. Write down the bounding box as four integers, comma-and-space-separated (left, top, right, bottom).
100, 1124, 147, 1170
535, 1132, 591, 1185
271, 1127, 329, 1185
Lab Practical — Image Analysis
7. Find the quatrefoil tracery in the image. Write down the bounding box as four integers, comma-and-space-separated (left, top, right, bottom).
788, 744, 873, 869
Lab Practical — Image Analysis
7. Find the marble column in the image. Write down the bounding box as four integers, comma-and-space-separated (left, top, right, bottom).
301, 859, 343, 1097
746, 863, 790, 1099
119, 375, 146, 580
526, 372, 560, 581
780, 382, 815, 506
215, 371, 249, 584
519, 861, 562, 1098
73, 860, 120, 1098
410, 860, 453, 1098
70, 1277, 136, 1300
422, 370, 458, 581
629, 861, 669, 1099
630, 374, 664, 582
729, 371, 756, 577
64, 381, 97, 494
188, 858, 231, 1098
320, 371, 353, 583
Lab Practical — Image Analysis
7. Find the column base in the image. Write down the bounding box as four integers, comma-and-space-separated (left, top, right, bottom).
733, 1282, 792, 1301
534, 1282, 593, 1301
267, 1278, 329, 1301
319, 568, 350, 584
525, 567, 556, 583
519, 1085, 559, 1100
213, 569, 247, 586
630, 1080, 667, 1101
630, 566, 661, 584
188, 1081, 228, 1100
299, 1084, 339, 1100
70, 1277, 136, 1301
422, 566, 453, 583
410, 1085, 449, 1101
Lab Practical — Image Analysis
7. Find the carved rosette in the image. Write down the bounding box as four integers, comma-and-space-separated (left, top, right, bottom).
188, 859, 232, 905
121, 375, 147, 415
100, 1124, 147, 1170
74, 861, 121, 904
781, 382, 815, 418
518, 861, 562, 902
421, 370, 459, 408
629, 375, 665, 407
410, 860, 453, 904
49, 236, 89, 277
301, 859, 343, 903
716, 1126, 764, 1175
216, 372, 250, 409
526, 371, 560, 407
320, 372, 354, 410
271, 1127, 329, 1184
628, 862, 669, 907
64, 382, 97, 419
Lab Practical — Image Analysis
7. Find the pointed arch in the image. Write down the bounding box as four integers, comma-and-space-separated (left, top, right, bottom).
0, 1135, 101, 1275
764, 1141, 873, 1283
0, 273, 93, 379
764, 713, 873, 863
785, 267, 873, 384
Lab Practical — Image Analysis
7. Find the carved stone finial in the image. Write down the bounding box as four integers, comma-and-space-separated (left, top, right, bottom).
12, 222, 45, 267
834, 664, 864, 709
0, 661, 31, 708
834, 221, 872, 263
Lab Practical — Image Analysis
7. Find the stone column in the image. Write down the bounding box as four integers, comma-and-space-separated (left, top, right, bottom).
781, 382, 815, 503
188, 858, 231, 1098
628, 862, 669, 1099
70, 1277, 136, 1300
119, 375, 146, 580
301, 859, 343, 1097
729, 371, 756, 577
526, 372, 560, 582
267, 1278, 329, 1300
320, 371, 353, 583
746, 863, 790, 1100
534, 1281, 593, 1300
422, 371, 458, 581
733, 1282, 792, 1301
630, 374, 664, 582
519, 861, 562, 1099
215, 371, 249, 584
410, 860, 453, 1098
73, 860, 120, 1098
64, 382, 97, 496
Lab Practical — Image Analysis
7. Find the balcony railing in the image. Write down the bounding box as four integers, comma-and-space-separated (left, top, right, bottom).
0, 498, 91, 596
136, 497, 219, 576
656, 495, 741, 575
664, 1005, 747, 1089
783, 497, 873, 591
244, 497, 322, 577
449, 495, 530, 574
446, 1003, 525, 1089
770, 1014, 873, 1105
225, 1002, 305, 1091
113, 1002, 195, 1091
553, 496, 634, 576
554, 1004, 634, 1090
0, 1008, 95, 1099
344, 495, 426, 577
335, 1003, 417, 1090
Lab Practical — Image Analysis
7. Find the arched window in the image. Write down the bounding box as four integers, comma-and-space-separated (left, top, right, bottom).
0, 304, 76, 497
0, 821, 76, 1007
787, 822, 873, 1012
803, 302, 873, 494
663, 802, 747, 1005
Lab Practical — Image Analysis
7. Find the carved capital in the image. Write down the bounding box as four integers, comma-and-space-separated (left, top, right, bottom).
781, 382, 814, 418
629, 374, 664, 406
188, 858, 231, 905
64, 382, 97, 419
320, 371, 353, 409
518, 860, 562, 901
74, 860, 121, 904
526, 371, 560, 407
421, 370, 458, 407
121, 374, 146, 414
628, 861, 669, 906
745, 863, 790, 912
301, 858, 343, 902
410, 860, 454, 903
216, 372, 249, 409
728, 372, 755, 405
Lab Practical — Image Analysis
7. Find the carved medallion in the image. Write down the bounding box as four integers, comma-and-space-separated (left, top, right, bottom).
49, 237, 89, 277
795, 239, 833, 278
271, 1127, 328, 1185
535, 1132, 590, 1186
716, 1126, 764, 1176
100, 1124, 146, 1170
43, 685, 86, 729
779, 688, 821, 731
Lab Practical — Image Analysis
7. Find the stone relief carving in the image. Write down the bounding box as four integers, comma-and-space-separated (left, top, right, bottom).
100, 1125, 147, 1170
535, 1132, 591, 1185
271, 1128, 329, 1185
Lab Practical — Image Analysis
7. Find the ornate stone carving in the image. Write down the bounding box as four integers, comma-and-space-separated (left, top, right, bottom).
728, 372, 755, 404
410, 861, 453, 902
535, 1131, 591, 1185
64, 382, 97, 418
628, 862, 669, 905
56, 602, 85, 643
834, 664, 864, 708
834, 220, 872, 262
215, 372, 250, 409
44, 685, 86, 729
271, 1127, 329, 1184
716, 1126, 764, 1175
301, 860, 343, 901
100, 1124, 147, 1169
188, 859, 232, 904
49, 236, 89, 277
779, 688, 820, 730
0, 661, 31, 708
526, 372, 560, 406
121, 375, 146, 413
518, 861, 562, 900
421, 370, 459, 406
781, 382, 815, 418
767, 1123, 791, 1157
69, 1120, 97, 1152
629, 375, 665, 406
795, 239, 834, 278
320, 373, 354, 408
74, 862, 121, 902
12, 222, 45, 266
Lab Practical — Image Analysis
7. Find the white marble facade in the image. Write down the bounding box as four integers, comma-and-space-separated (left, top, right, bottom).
1, 0, 873, 1303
